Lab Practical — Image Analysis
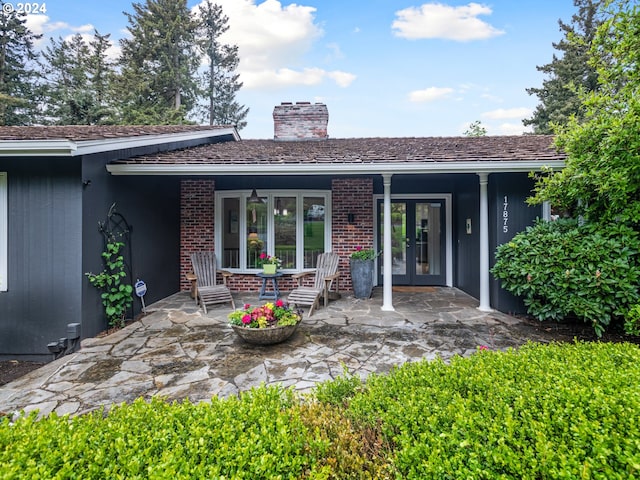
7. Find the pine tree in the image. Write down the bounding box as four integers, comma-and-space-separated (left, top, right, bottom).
523, 0, 606, 134
41, 31, 114, 125
0, 2, 42, 125
115, 0, 200, 124
197, 1, 248, 128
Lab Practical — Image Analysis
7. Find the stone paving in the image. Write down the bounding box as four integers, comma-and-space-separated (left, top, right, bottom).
0, 288, 553, 419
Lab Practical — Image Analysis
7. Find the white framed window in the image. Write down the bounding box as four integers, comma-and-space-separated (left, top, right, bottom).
0, 172, 7, 291
215, 190, 331, 272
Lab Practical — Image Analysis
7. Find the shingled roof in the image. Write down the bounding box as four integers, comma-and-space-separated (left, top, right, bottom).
114, 135, 563, 165
106, 134, 566, 176
0, 125, 231, 141
0, 125, 239, 157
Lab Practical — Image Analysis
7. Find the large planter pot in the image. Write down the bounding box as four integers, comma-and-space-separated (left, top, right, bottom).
231, 319, 301, 345
350, 258, 374, 299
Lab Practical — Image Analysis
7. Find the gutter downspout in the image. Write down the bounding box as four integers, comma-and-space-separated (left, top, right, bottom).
381, 174, 394, 311
478, 172, 492, 311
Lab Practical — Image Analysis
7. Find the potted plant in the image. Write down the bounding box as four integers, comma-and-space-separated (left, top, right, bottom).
228, 300, 301, 344
257, 252, 282, 274
349, 246, 379, 299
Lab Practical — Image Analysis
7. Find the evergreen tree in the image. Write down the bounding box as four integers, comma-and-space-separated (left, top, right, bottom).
523, 0, 606, 134
530, 0, 640, 226
115, 0, 200, 124
196, 1, 248, 128
41, 31, 114, 125
0, 2, 42, 125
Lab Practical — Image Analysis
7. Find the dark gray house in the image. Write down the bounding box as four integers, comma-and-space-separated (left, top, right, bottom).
0, 125, 238, 360
0, 103, 566, 360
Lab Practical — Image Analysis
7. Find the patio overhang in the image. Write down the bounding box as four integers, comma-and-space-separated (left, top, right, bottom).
106, 159, 566, 176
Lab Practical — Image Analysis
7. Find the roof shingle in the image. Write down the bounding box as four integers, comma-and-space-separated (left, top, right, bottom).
114, 135, 565, 166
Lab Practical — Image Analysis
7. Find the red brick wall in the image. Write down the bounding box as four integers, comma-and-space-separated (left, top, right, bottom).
180, 179, 215, 290
331, 178, 374, 292
179, 177, 374, 295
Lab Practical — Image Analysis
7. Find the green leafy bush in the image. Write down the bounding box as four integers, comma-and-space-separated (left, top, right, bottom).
624, 303, 640, 335
345, 342, 640, 479
492, 219, 640, 336
3, 343, 640, 478
0, 385, 387, 479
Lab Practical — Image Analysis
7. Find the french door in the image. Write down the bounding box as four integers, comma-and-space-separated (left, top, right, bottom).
377, 199, 447, 286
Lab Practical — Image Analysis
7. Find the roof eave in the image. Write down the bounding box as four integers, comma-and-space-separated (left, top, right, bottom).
106, 160, 566, 176
0, 127, 240, 157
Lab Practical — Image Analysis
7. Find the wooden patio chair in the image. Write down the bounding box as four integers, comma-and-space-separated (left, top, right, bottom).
287, 252, 340, 316
190, 251, 235, 313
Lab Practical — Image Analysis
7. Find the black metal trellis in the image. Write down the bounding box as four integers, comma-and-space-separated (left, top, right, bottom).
98, 203, 134, 315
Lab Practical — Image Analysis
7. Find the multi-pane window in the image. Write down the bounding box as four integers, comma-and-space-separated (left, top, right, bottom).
0, 173, 7, 291
217, 190, 330, 271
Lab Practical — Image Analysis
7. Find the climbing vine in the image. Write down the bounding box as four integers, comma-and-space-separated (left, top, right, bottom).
85, 241, 133, 328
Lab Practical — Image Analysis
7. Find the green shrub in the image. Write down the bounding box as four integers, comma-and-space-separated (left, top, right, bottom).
314, 364, 364, 406
3, 343, 640, 479
491, 219, 640, 336
624, 303, 640, 335
345, 342, 640, 479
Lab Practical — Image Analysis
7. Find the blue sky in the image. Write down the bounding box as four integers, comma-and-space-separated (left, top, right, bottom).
22, 0, 576, 138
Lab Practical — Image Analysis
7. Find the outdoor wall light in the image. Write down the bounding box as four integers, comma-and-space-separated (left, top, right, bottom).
347, 213, 355, 224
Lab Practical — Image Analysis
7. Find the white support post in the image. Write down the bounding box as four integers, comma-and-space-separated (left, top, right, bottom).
478, 173, 492, 311
381, 174, 394, 311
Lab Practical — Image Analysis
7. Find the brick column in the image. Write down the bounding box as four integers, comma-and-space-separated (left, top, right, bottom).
180, 179, 215, 291
331, 178, 374, 292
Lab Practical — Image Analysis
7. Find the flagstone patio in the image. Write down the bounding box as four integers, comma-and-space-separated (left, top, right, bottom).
0, 287, 558, 419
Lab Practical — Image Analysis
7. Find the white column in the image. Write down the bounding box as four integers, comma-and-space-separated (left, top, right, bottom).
381, 174, 394, 311
478, 172, 492, 311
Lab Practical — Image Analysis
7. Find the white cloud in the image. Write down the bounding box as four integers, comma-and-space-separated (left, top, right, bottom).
482, 107, 531, 120
392, 2, 505, 41
409, 86, 454, 102
327, 71, 357, 88
494, 122, 532, 135
241, 67, 355, 89
194, 0, 355, 89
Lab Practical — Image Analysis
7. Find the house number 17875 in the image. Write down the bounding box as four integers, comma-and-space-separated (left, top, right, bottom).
502, 195, 509, 233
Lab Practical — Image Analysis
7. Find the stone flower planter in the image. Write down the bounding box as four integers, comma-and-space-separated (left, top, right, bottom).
231, 321, 300, 345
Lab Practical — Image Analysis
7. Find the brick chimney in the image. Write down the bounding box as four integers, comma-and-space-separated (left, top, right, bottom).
273, 102, 329, 141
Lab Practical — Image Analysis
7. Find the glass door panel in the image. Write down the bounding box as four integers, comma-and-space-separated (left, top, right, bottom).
379, 199, 446, 286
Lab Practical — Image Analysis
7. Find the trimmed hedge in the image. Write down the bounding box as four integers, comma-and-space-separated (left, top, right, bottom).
346, 342, 640, 479
1, 342, 639, 479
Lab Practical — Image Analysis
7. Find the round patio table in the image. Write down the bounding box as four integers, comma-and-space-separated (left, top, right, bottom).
256, 272, 283, 300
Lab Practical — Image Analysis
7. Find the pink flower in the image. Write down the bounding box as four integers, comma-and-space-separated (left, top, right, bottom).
355, 246, 363, 252
275, 299, 284, 307
243, 303, 251, 310
241, 314, 252, 324
478, 345, 489, 351
260, 252, 267, 260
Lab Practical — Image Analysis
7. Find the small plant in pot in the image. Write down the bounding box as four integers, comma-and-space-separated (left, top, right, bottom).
257, 253, 282, 274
